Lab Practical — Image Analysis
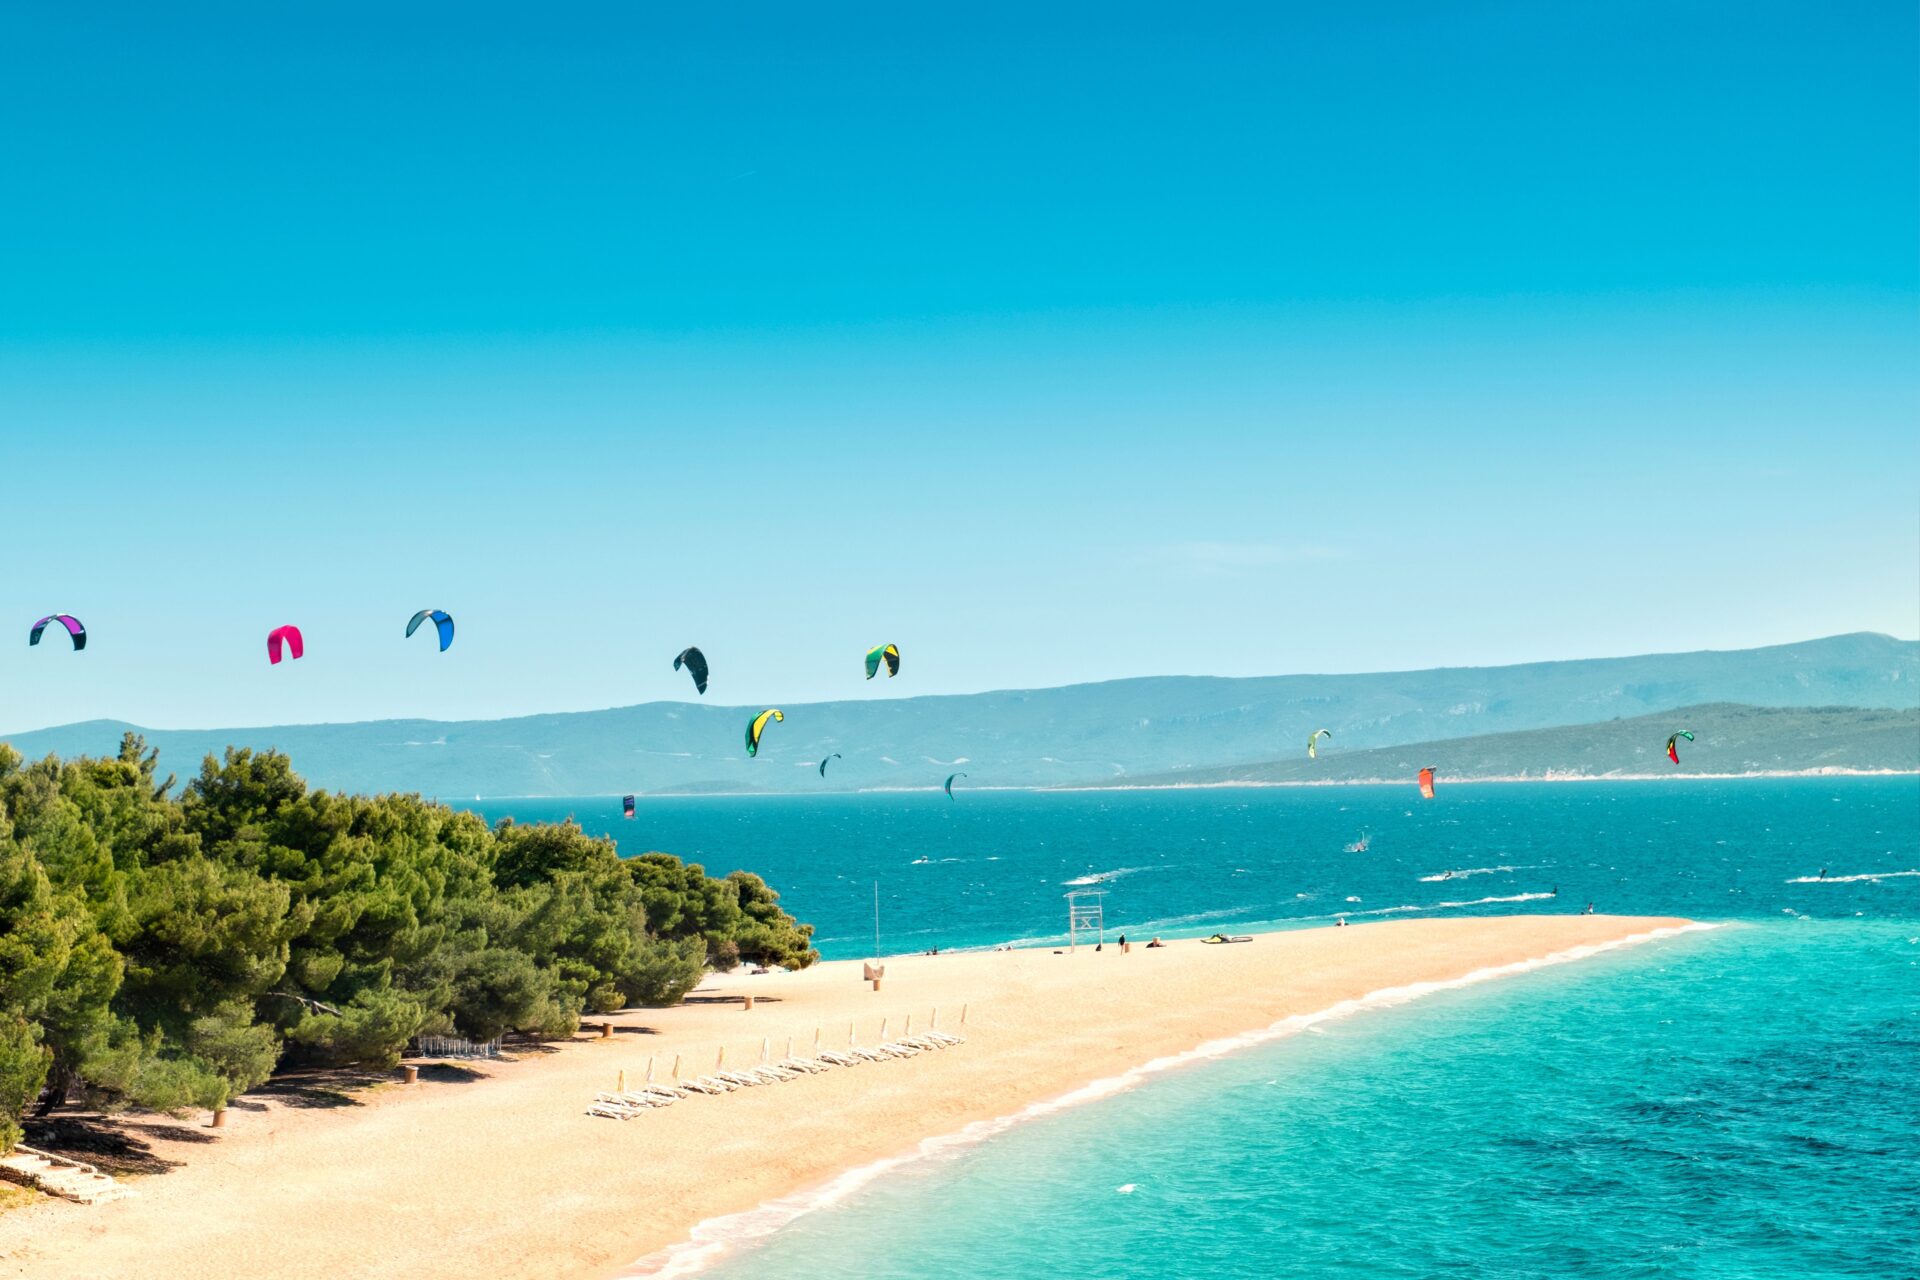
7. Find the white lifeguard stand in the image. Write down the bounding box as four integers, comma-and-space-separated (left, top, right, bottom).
1065, 890, 1106, 953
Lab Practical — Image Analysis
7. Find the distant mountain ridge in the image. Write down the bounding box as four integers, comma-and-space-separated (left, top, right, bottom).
3, 633, 1913, 797
1082, 704, 1920, 788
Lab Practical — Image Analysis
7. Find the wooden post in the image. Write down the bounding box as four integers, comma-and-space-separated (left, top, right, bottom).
401, 1064, 419, 1085
211, 1107, 227, 1128
599, 1021, 613, 1040
742, 995, 755, 1011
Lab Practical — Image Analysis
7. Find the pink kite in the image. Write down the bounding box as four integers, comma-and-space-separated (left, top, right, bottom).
267, 625, 305, 664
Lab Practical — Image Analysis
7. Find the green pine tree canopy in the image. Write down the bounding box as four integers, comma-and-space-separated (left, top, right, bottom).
0, 735, 816, 1151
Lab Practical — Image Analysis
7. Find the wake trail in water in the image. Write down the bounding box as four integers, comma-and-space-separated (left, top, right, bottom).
1418, 864, 1540, 883
1785, 870, 1919, 884
1313, 891, 1557, 922
1063, 866, 1153, 887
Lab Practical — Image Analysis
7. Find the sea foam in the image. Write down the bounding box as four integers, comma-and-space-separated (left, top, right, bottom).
1785, 870, 1918, 884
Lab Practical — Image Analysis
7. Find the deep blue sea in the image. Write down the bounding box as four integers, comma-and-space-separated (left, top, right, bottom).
471, 780, 1919, 1279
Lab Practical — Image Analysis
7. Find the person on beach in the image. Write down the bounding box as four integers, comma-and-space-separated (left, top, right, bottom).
1583, 902, 1595, 914
1146, 936, 1164, 948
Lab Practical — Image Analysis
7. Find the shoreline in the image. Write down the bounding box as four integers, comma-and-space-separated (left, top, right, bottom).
0, 914, 1701, 1280
626, 920, 1717, 1279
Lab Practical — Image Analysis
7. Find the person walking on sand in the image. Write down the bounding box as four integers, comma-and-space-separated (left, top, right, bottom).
1583, 902, 1595, 915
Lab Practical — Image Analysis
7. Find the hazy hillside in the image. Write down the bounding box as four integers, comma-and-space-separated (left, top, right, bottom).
1096, 704, 1920, 787
3, 633, 1913, 796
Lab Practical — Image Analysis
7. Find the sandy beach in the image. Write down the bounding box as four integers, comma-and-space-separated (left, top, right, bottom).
0, 914, 1695, 1280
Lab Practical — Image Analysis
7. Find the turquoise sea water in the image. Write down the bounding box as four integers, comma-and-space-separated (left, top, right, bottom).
476, 779, 1918, 956
690, 919, 1918, 1279
471, 781, 1919, 1278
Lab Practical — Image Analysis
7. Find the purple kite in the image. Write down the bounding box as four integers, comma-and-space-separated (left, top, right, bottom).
267, 625, 305, 664
29, 614, 86, 651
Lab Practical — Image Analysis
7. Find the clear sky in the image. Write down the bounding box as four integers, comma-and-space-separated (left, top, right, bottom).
2, 1, 1915, 731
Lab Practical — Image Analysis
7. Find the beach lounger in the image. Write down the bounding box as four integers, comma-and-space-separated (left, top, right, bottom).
616, 1090, 678, 1107
816, 1050, 861, 1067
778, 1056, 831, 1073
597, 1091, 667, 1110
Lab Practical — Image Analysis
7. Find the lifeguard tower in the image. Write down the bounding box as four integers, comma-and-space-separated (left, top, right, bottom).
1065, 889, 1106, 953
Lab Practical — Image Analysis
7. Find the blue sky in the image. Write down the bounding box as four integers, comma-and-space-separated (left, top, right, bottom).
2, 1, 1915, 730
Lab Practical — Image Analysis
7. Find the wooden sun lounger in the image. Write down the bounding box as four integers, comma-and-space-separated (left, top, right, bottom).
816, 1050, 862, 1067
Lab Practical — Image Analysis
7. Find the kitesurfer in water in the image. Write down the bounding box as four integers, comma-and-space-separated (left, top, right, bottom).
1818, 868, 1828, 880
